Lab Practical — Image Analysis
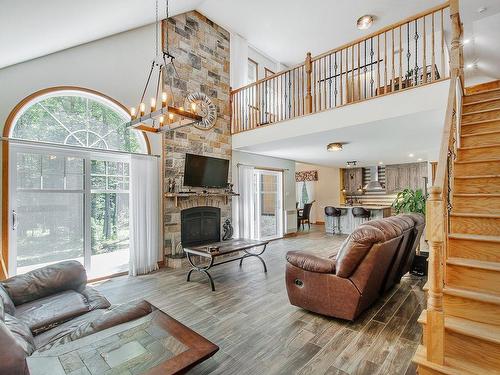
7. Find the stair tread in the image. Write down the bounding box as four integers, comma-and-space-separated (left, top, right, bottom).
463, 97, 500, 106
447, 257, 500, 272
444, 286, 500, 305
455, 157, 500, 164
462, 107, 500, 116
466, 86, 500, 96
449, 233, 500, 243
462, 118, 500, 126
451, 212, 500, 218
419, 310, 500, 344
453, 193, 500, 197
454, 174, 500, 179
461, 129, 500, 138
413, 345, 477, 375
459, 143, 500, 150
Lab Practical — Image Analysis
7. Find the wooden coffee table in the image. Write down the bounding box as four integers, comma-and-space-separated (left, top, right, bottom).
27, 302, 218, 375
183, 238, 269, 291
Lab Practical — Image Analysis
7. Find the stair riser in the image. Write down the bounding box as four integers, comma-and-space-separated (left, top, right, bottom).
455, 160, 500, 176
446, 264, 500, 296
447, 330, 500, 373
420, 321, 500, 373
454, 177, 500, 194
453, 195, 500, 214
458, 146, 500, 161
448, 237, 500, 261
463, 98, 500, 114
464, 90, 500, 104
461, 120, 500, 135
461, 132, 500, 148
444, 293, 500, 326
462, 109, 500, 124
450, 216, 500, 237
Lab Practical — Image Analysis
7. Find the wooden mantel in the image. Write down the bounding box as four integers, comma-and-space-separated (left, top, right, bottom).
165, 192, 239, 207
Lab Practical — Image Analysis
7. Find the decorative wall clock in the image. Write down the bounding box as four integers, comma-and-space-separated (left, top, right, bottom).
185, 92, 217, 130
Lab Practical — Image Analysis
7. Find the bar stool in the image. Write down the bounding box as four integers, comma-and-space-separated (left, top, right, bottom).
325, 206, 342, 234
352, 207, 371, 227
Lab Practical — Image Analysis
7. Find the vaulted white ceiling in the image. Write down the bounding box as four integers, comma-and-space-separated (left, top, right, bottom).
1, 0, 499, 84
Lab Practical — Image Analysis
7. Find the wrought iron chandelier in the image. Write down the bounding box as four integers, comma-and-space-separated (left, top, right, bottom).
126, 0, 202, 133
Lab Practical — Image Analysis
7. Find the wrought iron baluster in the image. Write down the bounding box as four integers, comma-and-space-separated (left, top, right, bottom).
406, 22, 411, 83
329, 54, 333, 108
334, 53, 338, 107
414, 19, 419, 85
370, 37, 374, 97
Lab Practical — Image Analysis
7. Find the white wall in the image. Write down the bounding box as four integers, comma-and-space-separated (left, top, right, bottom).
295, 163, 341, 223
232, 150, 297, 234
248, 46, 282, 79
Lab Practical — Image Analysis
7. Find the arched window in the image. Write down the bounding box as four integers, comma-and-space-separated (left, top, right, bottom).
7, 87, 147, 153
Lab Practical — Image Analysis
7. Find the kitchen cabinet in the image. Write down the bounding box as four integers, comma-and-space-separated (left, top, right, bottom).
343, 168, 363, 194
385, 162, 428, 193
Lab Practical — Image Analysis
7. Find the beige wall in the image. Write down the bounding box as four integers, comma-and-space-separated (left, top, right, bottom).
295, 163, 341, 223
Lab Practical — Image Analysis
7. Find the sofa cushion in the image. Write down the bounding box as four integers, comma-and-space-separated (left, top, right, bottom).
286, 251, 336, 273
402, 213, 425, 226
4, 314, 35, 356
361, 218, 403, 239
35, 300, 153, 352
1, 260, 87, 306
0, 319, 30, 375
15, 290, 90, 335
335, 225, 385, 278
81, 287, 111, 310
0, 284, 15, 316
386, 215, 414, 231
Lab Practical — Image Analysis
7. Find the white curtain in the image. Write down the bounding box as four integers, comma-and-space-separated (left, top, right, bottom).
129, 156, 159, 276
237, 165, 255, 239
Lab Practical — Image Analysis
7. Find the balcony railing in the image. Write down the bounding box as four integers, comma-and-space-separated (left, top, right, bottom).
231, 2, 451, 134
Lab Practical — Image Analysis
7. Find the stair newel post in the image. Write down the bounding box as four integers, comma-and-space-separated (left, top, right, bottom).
449, 0, 463, 88
426, 186, 445, 365
305, 52, 313, 114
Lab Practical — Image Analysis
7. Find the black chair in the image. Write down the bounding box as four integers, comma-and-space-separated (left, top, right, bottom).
352, 207, 371, 224
297, 201, 315, 230
325, 206, 342, 234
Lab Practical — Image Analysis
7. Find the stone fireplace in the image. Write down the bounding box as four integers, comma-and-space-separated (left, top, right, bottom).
161, 11, 231, 262
181, 206, 221, 247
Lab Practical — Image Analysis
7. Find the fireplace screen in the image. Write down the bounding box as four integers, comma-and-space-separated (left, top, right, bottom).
181, 206, 221, 247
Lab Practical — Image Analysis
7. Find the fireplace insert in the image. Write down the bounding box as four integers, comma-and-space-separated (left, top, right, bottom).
181, 206, 221, 247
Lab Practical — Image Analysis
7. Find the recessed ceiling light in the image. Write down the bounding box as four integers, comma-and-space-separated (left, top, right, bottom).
357, 15, 374, 30
477, 6, 487, 13
463, 38, 471, 44
417, 158, 423, 161
378, 161, 384, 165
409, 153, 415, 158
466, 62, 477, 69
327, 142, 344, 152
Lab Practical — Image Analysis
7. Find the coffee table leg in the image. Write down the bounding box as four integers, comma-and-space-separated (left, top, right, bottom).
186, 253, 216, 291
239, 244, 268, 273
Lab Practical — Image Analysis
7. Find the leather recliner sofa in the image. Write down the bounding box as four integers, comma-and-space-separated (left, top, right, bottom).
285, 214, 425, 321
0, 261, 153, 375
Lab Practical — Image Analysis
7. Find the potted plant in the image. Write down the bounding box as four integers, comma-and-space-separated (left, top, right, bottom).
392, 188, 426, 214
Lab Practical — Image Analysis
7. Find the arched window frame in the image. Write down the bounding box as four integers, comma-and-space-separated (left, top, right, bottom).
3, 86, 150, 154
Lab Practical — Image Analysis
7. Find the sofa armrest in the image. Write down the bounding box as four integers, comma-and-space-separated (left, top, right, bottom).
81, 287, 111, 310
286, 251, 336, 274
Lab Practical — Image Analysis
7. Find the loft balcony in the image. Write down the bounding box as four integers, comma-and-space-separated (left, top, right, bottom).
230, 3, 452, 141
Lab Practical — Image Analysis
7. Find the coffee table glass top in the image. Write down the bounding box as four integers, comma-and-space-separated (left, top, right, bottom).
28, 311, 189, 375
184, 238, 269, 256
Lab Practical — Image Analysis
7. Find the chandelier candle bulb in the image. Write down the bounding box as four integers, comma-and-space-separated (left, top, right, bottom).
130, 107, 137, 119
169, 113, 174, 120
161, 92, 167, 107
139, 103, 146, 116
159, 115, 165, 126
150, 98, 156, 112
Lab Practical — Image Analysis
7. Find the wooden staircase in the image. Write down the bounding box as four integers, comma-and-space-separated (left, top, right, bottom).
415, 82, 500, 374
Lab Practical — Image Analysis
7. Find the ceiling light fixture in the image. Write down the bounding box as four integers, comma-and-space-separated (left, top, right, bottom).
463, 38, 471, 44
357, 15, 374, 30
327, 142, 344, 152
125, 0, 203, 133
477, 7, 487, 13
409, 153, 415, 158
417, 158, 423, 161
346, 161, 357, 167
378, 161, 384, 165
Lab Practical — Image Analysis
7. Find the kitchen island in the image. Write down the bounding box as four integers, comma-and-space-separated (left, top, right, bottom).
325, 205, 393, 234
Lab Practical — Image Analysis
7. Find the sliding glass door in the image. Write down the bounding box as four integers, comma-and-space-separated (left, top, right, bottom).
9, 144, 130, 278
253, 169, 283, 240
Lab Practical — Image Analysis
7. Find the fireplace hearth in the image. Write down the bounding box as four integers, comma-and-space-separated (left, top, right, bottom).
181, 206, 221, 247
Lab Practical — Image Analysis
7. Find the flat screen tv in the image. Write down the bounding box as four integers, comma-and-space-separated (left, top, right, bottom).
183, 153, 229, 188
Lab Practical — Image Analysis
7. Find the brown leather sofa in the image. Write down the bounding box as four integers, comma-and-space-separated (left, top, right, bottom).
285, 214, 425, 321
0, 261, 152, 375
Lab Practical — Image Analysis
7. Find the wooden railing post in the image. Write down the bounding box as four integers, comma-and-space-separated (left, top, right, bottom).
426, 186, 445, 365
305, 52, 312, 114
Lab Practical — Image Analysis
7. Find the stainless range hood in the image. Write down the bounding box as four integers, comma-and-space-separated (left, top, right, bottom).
364, 166, 384, 191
